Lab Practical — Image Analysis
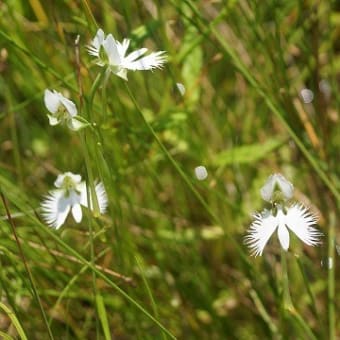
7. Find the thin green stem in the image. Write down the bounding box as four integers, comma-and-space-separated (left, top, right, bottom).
135, 255, 166, 340
37, 219, 177, 339
280, 250, 317, 340
79, 132, 100, 216
0, 193, 54, 340
280, 250, 292, 309
295, 256, 319, 319
328, 212, 336, 340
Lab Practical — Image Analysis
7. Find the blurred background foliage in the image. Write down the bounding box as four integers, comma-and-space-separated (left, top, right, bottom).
0, 0, 339, 338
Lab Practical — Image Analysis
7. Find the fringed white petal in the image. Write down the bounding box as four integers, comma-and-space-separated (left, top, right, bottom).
123, 48, 148, 63
79, 181, 108, 213
123, 51, 167, 71
95, 182, 108, 213
87, 28, 105, 57
244, 210, 278, 256
285, 204, 322, 246
41, 190, 71, 229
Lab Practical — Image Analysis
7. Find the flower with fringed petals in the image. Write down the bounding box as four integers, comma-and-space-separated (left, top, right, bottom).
244, 174, 322, 256
41, 172, 108, 229
87, 28, 167, 80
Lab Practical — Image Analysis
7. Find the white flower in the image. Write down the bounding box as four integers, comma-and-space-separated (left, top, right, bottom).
41, 172, 108, 229
244, 204, 322, 256
87, 28, 167, 80
260, 173, 294, 202
44, 89, 86, 131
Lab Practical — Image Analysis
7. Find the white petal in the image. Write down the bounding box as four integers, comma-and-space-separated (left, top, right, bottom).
115, 68, 128, 80
260, 173, 294, 201
103, 34, 121, 65
44, 89, 60, 114
68, 117, 87, 131
93, 29, 105, 48
59, 96, 77, 117
54, 174, 65, 188
244, 210, 278, 256
95, 182, 108, 213
41, 190, 71, 229
87, 28, 105, 57
122, 51, 167, 71
79, 182, 89, 207
54, 172, 82, 188
124, 48, 148, 63
69, 173, 82, 185
116, 38, 130, 58
80, 181, 108, 214
285, 204, 322, 246
277, 223, 290, 251
276, 174, 294, 200
176, 83, 186, 96
71, 204, 83, 223
47, 114, 60, 126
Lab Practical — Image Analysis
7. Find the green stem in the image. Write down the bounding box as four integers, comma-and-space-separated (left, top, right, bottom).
135, 255, 166, 340
0, 193, 54, 340
281, 250, 292, 309
39, 219, 176, 339
281, 250, 317, 340
79, 132, 100, 216
328, 212, 336, 340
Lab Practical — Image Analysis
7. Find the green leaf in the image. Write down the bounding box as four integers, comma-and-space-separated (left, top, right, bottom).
0, 302, 27, 340
96, 294, 111, 340
213, 138, 285, 166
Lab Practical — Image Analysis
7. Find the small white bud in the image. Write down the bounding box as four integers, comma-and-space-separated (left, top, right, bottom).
300, 88, 314, 104
194, 166, 208, 181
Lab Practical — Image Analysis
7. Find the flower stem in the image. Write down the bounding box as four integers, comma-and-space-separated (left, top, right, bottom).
79, 131, 100, 216
328, 212, 336, 340
281, 250, 317, 339
280, 250, 292, 309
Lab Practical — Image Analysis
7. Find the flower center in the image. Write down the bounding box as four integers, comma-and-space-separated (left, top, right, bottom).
60, 176, 79, 197
55, 105, 70, 123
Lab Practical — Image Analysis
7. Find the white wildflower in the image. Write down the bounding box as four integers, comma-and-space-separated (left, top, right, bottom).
245, 174, 322, 256
245, 204, 321, 256
44, 89, 86, 131
41, 172, 108, 229
87, 28, 167, 80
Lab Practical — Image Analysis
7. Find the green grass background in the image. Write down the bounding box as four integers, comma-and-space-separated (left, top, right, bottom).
0, 0, 339, 339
